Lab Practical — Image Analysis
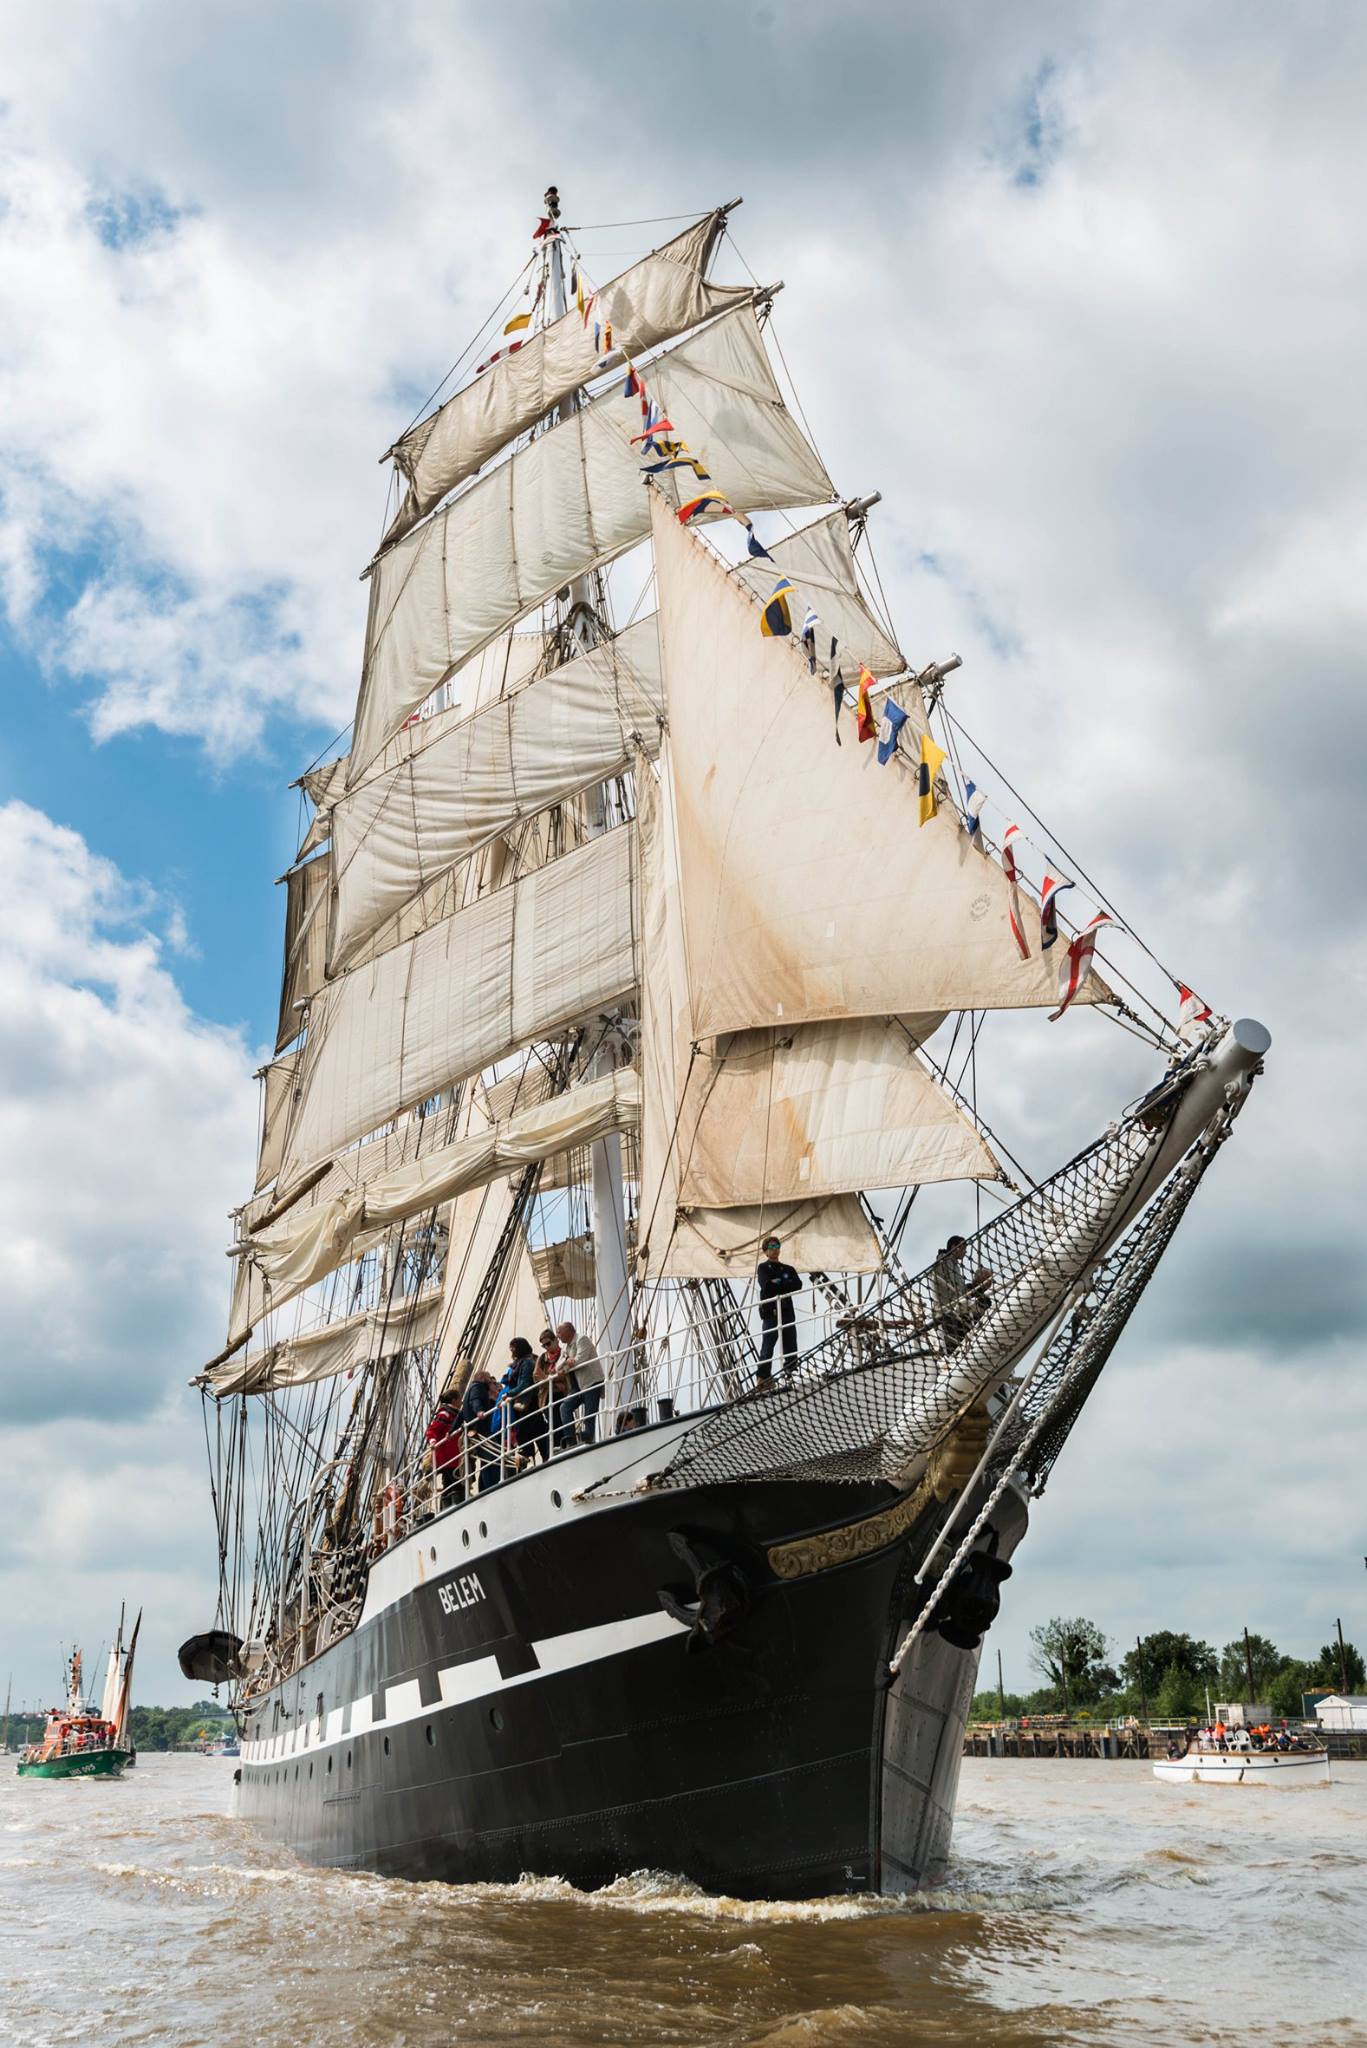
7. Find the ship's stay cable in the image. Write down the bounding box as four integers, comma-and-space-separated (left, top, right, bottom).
724, 228, 833, 485
391, 257, 535, 445
941, 703, 1187, 1019
566, 211, 717, 230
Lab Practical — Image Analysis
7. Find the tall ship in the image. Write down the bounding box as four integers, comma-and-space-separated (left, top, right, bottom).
182, 190, 1266, 1897
19, 1616, 139, 1779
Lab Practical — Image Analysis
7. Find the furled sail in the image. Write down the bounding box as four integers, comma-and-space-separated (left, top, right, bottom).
240, 1070, 641, 1331
649, 490, 1110, 1035
530, 1232, 597, 1299
204, 1288, 444, 1399
350, 304, 834, 779
635, 742, 882, 1278
277, 823, 639, 1189
330, 617, 662, 970
381, 211, 751, 549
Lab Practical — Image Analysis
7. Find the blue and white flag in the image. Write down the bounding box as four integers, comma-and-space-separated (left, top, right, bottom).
963, 779, 988, 848
800, 604, 819, 673
876, 698, 909, 764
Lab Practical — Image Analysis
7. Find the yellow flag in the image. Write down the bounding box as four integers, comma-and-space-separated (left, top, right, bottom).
503, 311, 532, 335
917, 733, 948, 826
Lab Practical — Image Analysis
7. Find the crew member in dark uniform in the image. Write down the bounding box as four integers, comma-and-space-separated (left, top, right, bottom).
756, 1235, 802, 1382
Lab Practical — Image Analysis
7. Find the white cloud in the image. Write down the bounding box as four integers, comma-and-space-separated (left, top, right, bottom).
0, 801, 254, 1421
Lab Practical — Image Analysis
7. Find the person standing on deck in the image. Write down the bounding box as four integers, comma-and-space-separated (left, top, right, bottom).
559, 1322, 604, 1442
756, 1237, 802, 1383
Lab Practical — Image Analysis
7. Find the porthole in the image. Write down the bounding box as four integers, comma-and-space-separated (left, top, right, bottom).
489, 1707, 504, 1732
551, 1489, 562, 1509
462, 1528, 471, 1549
346, 1751, 352, 1769
425, 1724, 435, 1746
308, 1761, 313, 1779
327, 1756, 333, 1774
294, 1765, 299, 1781
479, 1521, 488, 1538
430, 1545, 437, 1562
383, 1735, 391, 1757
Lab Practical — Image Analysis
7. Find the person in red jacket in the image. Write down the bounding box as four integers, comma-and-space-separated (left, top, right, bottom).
425, 1392, 464, 1510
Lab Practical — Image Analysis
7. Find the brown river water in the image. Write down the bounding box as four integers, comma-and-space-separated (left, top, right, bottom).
1, 1754, 1363, 2047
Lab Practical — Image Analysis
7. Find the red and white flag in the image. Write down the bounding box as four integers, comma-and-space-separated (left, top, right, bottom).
1177, 984, 1212, 1040
1050, 911, 1112, 1021
1002, 824, 1031, 960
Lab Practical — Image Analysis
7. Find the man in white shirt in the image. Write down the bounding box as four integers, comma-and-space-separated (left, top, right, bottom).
558, 1322, 604, 1443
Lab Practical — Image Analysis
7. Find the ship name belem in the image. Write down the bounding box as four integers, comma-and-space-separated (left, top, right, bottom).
438, 1572, 487, 1615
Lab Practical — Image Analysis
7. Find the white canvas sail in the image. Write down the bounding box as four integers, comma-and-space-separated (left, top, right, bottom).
243, 1070, 640, 1328
635, 741, 881, 1278
254, 1049, 300, 1193
205, 1288, 444, 1398
278, 824, 639, 1189
382, 211, 752, 547
649, 491, 1110, 1035
731, 508, 904, 678
275, 851, 331, 1053
351, 305, 834, 778
330, 617, 662, 969
672, 1015, 999, 1208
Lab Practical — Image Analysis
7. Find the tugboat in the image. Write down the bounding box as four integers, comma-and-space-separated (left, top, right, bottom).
18, 1620, 139, 1780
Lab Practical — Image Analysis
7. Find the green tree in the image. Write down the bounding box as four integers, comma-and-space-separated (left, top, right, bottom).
1028, 1617, 1110, 1710
1154, 1661, 1202, 1719
969, 1689, 1027, 1720
1312, 1640, 1366, 1693
1267, 1660, 1315, 1719
1122, 1632, 1216, 1696
1217, 1633, 1283, 1699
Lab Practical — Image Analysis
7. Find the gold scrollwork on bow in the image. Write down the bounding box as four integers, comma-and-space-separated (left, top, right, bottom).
766, 1475, 936, 1581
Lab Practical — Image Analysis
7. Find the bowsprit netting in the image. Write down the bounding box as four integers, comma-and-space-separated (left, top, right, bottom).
632, 1085, 1198, 1496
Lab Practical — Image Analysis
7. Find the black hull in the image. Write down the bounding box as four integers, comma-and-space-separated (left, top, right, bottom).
235, 1453, 1025, 1899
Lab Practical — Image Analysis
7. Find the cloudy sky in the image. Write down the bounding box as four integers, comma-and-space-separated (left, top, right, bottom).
2, 0, 1364, 1709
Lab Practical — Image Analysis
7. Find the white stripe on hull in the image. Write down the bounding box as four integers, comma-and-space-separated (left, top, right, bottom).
240, 1608, 688, 1767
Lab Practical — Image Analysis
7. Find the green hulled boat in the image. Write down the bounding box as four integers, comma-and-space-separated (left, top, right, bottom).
17, 1743, 129, 1780
17, 1621, 139, 1781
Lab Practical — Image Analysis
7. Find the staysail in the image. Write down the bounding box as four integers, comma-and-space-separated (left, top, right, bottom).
381, 211, 752, 548
648, 490, 1110, 1035
350, 304, 834, 778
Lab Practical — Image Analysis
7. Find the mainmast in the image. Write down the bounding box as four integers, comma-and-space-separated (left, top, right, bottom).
541, 182, 633, 1375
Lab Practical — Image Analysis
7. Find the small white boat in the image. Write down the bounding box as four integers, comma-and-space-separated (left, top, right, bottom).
1154, 1740, 1330, 1786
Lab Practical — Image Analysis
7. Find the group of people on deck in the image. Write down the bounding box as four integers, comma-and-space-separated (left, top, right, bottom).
421, 1224, 994, 1504
423, 1322, 604, 1504
1192, 1721, 1312, 1753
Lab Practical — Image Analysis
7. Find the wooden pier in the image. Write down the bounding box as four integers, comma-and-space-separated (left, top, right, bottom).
963, 1721, 1165, 1760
